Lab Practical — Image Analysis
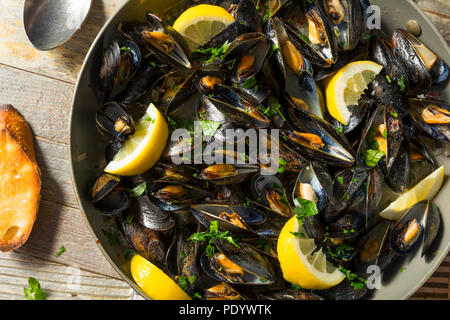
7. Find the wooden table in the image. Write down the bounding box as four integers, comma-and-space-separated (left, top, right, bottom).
0, 0, 448, 300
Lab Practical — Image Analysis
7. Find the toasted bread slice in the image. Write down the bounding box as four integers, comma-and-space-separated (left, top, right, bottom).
0, 105, 41, 252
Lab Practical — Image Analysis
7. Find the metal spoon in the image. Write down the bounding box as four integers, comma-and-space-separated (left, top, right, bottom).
23, 0, 92, 51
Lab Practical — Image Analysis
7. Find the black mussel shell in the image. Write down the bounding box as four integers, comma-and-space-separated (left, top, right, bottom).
356, 220, 395, 272
91, 174, 130, 216
96, 102, 135, 141
390, 200, 441, 256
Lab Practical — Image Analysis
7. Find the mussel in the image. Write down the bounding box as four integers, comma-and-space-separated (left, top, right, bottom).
96, 102, 135, 141
356, 220, 394, 272
251, 174, 292, 217
200, 238, 276, 285
280, 0, 339, 67
148, 180, 209, 211
390, 200, 441, 256
99, 40, 141, 102
409, 98, 450, 144
320, 0, 363, 51
392, 29, 449, 88
265, 17, 325, 118
91, 174, 130, 216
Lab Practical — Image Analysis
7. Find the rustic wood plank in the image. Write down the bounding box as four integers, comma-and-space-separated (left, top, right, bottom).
0, 0, 128, 84
14, 200, 122, 279
0, 252, 143, 300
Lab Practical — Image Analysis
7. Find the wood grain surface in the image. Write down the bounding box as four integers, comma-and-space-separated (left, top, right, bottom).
0, 0, 448, 300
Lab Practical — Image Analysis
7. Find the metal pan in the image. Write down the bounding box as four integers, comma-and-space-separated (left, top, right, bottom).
69, 0, 450, 300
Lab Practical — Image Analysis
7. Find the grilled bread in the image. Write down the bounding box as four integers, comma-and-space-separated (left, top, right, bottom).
0, 105, 41, 252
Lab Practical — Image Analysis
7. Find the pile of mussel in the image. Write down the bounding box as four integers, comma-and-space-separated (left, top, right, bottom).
91, 0, 448, 300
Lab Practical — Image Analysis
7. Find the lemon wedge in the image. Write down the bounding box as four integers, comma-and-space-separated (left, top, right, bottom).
325, 61, 383, 125
379, 165, 445, 220
104, 103, 168, 176
130, 254, 191, 300
173, 4, 235, 51
277, 217, 345, 290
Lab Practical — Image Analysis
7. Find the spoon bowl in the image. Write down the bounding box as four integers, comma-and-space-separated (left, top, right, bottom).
23, 0, 92, 51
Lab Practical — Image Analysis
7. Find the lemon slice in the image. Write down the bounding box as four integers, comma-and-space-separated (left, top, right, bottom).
325, 61, 383, 125
173, 4, 235, 51
277, 217, 345, 290
130, 254, 191, 300
379, 165, 445, 220
104, 103, 168, 176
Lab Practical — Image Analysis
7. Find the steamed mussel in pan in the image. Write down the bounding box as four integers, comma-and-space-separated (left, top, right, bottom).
90, 0, 449, 300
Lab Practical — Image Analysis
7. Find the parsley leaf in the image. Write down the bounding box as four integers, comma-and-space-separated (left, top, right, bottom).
199, 119, 221, 137
293, 198, 318, 231
24, 277, 47, 300
397, 76, 406, 92
364, 149, 385, 167
55, 245, 66, 258
129, 182, 147, 197
194, 41, 231, 63
188, 221, 240, 258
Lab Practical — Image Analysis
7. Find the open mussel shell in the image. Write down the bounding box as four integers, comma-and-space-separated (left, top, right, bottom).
91, 174, 130, 216
392, 29, 449, 87
356, 220, 394, 272
195, 65, 229, 95
251, 174, 292, 217
209, 84, 271, 128
292, 162, 333, 213
148, 180, 208, 211
198, 164, 259, 185
96, 102, 135, 141
150, 67, 199, 115
230, 37, 270, 84
200, 238, 276, 285
203, 282, 246, 300
191, 204, 284, 239
390, 200, 441, 257
319, 0, 363, 51
356, 104, 403, 171
99, 40, 142, 102
145, 13, 192, 69
223, 33, 265, 64
280, 0, 339, 68
286, 106, 355, 167
129, 195, 175, 232
409, 98, 450, 144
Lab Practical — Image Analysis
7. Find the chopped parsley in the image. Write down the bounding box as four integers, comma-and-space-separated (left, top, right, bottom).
241, 76, 258, 89
55, 245, 66, 258
24, 277, 47, 300
177, 276, 189, 291
125, 249, 138, 260
291, 284, 303, 290
199, 119, 221, 137
338, 266, 367, 290
364, 149, 385, 167
293, 198, 318, 230
188, 221, 240, 258
400, 267, 407, 272
278, 157, 287, 174
129, 182, 147, 197
337, 176, 344, 185
194, 41, 231, 64
397, 76, 406, 92
336, 124, 344, 135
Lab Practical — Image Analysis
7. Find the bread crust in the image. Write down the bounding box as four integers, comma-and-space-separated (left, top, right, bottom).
0, 105, 41, 252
